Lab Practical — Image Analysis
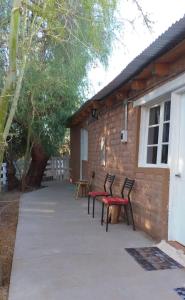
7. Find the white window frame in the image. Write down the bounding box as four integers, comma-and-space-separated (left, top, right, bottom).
138, 99, 171, 168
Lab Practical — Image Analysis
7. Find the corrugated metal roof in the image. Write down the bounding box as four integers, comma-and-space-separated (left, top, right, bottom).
90, 15, 185, 101
70, 15, 185, 122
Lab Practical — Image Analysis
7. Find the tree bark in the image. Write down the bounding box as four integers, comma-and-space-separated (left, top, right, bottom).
25, 144, 49, 189
7, 159, 20, 191
0, 0, 22, 182
21, 112, 33, 192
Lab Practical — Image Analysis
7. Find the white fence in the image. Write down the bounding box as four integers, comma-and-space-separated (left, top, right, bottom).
44, 156, 70, 181
0, 163, 7, 187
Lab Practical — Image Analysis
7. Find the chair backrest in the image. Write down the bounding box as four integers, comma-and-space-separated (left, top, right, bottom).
121, 178, 135, 200
104, 173, 115, 196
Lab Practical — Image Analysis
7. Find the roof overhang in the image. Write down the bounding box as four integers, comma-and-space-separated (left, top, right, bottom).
68, 15, 185, 126
134, 71, 185, 107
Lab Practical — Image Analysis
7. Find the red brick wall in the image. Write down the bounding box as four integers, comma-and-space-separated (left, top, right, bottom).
134, 168, 169, 240
71, 103, 169, 241
69, 39, 185, 240
88, 104, 136, 191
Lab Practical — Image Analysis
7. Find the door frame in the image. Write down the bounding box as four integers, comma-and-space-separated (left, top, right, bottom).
80, 128, 88, 180
134, 72, 185, 243
168, 87, 185, 242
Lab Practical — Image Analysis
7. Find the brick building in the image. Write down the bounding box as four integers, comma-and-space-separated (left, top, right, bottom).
69, 16, 185, 245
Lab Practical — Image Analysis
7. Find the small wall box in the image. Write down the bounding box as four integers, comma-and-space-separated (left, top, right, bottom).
121, 130, 128, 143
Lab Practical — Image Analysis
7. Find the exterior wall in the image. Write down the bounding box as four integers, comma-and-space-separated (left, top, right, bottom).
69, 40, 185, 241
70, 102, 169, 241
134, 168, 169, 240
88, 103, 169, 240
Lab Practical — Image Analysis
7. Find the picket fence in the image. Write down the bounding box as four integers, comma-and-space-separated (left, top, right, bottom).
0, 157, 70, 187
44, 156, 70, 181
0, 163, 7, 187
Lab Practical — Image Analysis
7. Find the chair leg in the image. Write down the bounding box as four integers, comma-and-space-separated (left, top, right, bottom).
124, 205, 129, 225
92, 197, 96, 218
101, 202, 104, 225
106, 205, 110, 232
88, 195, 90, 214
129, 203, 136, 231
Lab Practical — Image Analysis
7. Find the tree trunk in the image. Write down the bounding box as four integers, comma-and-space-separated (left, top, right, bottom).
21, 115, 33, 192
7, 159, 20, 191
25, 144, 49, 189
0, 0, 22, 179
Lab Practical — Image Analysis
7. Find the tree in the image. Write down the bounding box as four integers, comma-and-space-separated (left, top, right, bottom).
0, 0, 119, 190
0, 0, 151, 190
15, 19, 116, 188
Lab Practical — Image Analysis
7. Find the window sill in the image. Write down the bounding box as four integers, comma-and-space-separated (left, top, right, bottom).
138, 163, 169, 169
136, 165, 170, 175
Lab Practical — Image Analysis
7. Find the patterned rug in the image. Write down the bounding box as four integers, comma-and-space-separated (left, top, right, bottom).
174, 288, 185, 299
125, 247, 184, 271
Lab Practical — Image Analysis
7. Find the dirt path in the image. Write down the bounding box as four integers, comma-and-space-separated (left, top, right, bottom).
0, 192, 20, 300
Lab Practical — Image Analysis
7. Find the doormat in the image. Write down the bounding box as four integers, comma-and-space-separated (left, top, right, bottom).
174, 288, 185, 299
125, 247, 184, 271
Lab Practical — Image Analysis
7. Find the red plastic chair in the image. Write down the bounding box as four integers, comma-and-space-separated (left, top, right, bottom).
101, 178, 135, 232
88, 173, 115, 218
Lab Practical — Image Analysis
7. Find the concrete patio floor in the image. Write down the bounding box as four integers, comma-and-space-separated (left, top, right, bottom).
8, 182, 185, 300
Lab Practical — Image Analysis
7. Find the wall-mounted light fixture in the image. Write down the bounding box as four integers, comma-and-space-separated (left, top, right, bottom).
91, 108, 98, 120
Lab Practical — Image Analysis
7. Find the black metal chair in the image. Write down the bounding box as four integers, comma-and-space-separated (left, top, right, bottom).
101, 177, 135, 232
88, 173, 115, 218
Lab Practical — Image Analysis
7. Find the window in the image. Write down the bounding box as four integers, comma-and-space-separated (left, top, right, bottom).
139, 100, 171, 167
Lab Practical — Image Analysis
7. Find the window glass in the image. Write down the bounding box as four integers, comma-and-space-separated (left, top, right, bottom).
147, 146, 158, 164
148, 127, 159, 145
149, 106, 160, 125
164, 101, 171, 121
161, 145, 168, 164
162, 123, 170, 143
144, 100, 171, 166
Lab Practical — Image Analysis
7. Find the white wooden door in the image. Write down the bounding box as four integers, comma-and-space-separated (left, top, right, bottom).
169, 91, 185, 246
80, 129, 88, 180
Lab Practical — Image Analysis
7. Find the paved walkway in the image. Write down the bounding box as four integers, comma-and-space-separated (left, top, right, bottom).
9, 182, 184, 300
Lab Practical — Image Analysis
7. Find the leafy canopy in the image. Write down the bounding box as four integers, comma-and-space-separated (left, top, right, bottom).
11, 0, 119, 156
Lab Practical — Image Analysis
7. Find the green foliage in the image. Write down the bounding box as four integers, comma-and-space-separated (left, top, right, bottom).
6, 121, 27, 160
0, 0, 151, 186
0, 0, 11, 89
14, 0, 119, 156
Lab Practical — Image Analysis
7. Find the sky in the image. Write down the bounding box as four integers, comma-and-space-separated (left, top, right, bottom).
87, 0, 185, 98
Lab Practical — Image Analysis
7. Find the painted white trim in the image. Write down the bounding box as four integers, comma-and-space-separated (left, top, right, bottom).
138, 163, 170, 169
138, 101, 170, 168
138, 107, 147, 166
80, 128, 88, 180
168, 90, 185, 242
134, 71, 185, 107
157, 104, 164, 165
133, 70, 185, 243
